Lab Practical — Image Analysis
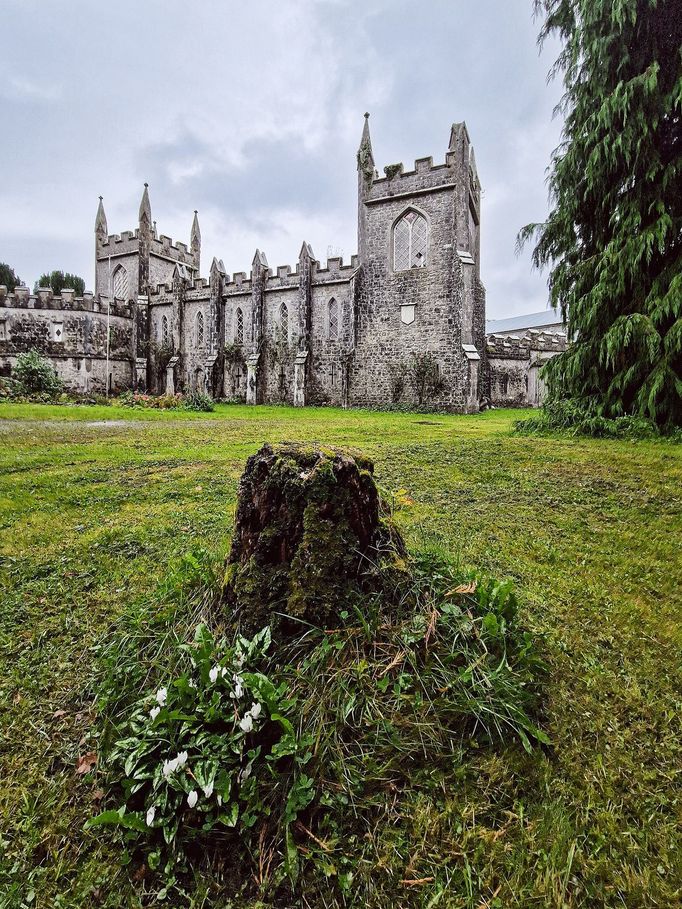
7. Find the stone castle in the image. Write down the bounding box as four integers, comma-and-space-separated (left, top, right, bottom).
0, 116, 566, 409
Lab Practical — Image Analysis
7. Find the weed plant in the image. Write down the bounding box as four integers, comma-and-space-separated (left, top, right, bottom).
92, 546, 547, 905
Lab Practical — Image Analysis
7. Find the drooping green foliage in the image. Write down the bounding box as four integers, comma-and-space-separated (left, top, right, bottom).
0, 261, 21, 291
34, 270, 86, 296
521, 0, 682, 426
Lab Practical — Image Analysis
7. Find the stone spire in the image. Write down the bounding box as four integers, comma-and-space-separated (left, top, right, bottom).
448, 121, 470, 159
357, 112, 374, 179
95, 195, 107, 236
138, 183, 152, 225
191, 210, 201, 248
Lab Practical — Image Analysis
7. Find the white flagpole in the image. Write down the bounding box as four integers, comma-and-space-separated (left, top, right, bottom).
106, 255, 111, 395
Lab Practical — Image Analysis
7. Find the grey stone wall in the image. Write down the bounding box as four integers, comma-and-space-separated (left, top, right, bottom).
0, 287, 135, 392
485, 331, 568, 407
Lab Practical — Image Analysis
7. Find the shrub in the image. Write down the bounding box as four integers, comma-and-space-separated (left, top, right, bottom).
11, 350, 63, 397
408, 352, 446, 405
118, 391, 214, 412
182, 391, 214, 412
514, 399, 675, 440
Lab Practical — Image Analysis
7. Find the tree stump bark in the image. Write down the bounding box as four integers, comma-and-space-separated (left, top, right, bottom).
223, 443, 405, 638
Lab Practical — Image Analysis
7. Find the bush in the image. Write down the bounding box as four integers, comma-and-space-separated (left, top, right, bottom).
182, 391, 214, 412
514, 399, 677, 440
91, 548, 547, 902
118, 391, 214, 412
11, 350, 63, 397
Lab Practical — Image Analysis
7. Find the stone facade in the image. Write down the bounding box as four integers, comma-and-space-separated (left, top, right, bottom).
485, 331, 568, 407
0, 285, 135, 393
143, 117, 487, 411
2, 116, 565, 408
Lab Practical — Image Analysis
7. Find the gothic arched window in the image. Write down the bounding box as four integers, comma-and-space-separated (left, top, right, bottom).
161, 315, 170, 348
195, 310, 205, 347
328, 298, 339, 340
112, 264, 129, 300
235, 307, 244, 344
393, 209, 427, 271
279, 301, 289, 341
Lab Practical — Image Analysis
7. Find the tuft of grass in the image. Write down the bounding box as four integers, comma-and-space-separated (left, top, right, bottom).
89, 546, 548, 907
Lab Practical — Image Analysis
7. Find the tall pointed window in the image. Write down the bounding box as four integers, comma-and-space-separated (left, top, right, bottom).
195, 310, 205, 347
161, 315, 170, 348
328, 298, 339, 340
112, 264, 129, 300
235, 307, 244, 344
393, 210, 427, 271
279, 301, 289, 341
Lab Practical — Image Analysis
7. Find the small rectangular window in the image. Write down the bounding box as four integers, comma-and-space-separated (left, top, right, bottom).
51, 322, 64, 342
331, 362, 336, 386
0, 322, 6, 341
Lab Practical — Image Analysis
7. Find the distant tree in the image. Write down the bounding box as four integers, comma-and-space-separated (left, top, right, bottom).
0, 262, 21, 291
35, 270, 86, 297
519, 0, 682, 427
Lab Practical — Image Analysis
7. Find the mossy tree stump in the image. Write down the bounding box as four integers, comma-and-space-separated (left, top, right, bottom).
223, 443, 404, 638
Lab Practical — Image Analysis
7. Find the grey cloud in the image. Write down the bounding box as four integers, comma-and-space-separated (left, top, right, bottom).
0, 0, 563, 316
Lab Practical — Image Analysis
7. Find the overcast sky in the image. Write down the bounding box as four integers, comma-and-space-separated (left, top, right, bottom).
0, 0, 563, 318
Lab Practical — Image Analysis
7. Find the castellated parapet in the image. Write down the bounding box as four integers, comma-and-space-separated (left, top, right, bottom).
0, 285, 135, 393
485, 330, 568, 407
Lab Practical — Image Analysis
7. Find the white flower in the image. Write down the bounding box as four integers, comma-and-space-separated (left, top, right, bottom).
209, 666, 219, 684
150, 706, 160, 721
162, 751, 188, 777
239, 714, 254, 733
188, 678, 196, 689
155, 687, 167, 706
233, 675, 244, 698
202, 780, 214, 798
146, 806, 156, 827
240, 764, 252, 782
235, 652, 245, 668
221, 666, 229, 678
187, 790, 198, 809
249, 702, 262, 720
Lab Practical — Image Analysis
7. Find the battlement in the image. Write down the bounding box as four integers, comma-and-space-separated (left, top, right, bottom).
0, 286, 134, 318
98, 228, 198, 266
366, 151, 459, 203
98, 230, 139, 256
150, 234, 198, 265
486, 330, 568, 359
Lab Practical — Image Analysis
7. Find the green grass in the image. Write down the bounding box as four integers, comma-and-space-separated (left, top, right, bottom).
0, 402, 680, 908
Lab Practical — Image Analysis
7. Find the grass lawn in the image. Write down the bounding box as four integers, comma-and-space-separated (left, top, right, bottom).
0, 402, 680, 908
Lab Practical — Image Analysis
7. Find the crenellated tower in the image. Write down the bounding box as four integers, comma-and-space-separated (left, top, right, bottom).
352, 115, 486, 411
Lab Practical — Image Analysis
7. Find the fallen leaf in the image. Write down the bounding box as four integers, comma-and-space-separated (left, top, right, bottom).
91, 788, 105, 802
52, 709, 67, 719
445, 582, 477, 596
75, 751, 97, 775
13, 692, 21, 705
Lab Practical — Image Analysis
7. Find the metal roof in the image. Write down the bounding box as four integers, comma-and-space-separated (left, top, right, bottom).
485, 310, 564, 333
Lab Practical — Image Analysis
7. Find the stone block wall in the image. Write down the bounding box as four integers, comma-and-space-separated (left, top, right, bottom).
0, 286, 135, 392
485, 331, 568, 407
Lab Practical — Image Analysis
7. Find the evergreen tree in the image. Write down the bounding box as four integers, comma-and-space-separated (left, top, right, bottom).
35, 270, 85, 297
0, 262, 21, 291
520, 0, 682, 426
